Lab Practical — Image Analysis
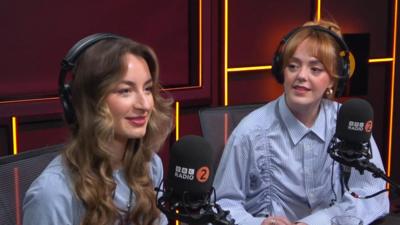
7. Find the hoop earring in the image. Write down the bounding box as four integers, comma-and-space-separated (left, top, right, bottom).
325, 88, 334, 96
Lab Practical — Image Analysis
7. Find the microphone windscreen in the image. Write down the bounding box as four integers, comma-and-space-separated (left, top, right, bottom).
167, 135, 215, 200
335, 98, 373, 143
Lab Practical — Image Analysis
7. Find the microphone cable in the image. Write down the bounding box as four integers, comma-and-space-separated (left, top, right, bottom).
338, 160, 390, 199
350, 189, 388, 199
343, 160, 389, 199
329, 160, 388, 202
329, 160, 338, 206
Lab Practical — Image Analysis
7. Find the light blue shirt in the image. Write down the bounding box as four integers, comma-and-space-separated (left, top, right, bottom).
23, 153, 167, 225
213, 95, 389, 225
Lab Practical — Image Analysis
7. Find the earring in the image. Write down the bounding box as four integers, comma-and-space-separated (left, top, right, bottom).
325, 88, 334, 96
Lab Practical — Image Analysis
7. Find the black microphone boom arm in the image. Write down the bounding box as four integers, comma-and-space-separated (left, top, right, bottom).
351, 159, 400, 192
328, 138, 400, 192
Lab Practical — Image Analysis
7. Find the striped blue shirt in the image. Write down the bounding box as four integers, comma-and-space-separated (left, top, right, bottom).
23, 153, 167, 225
213, 95, 389, 225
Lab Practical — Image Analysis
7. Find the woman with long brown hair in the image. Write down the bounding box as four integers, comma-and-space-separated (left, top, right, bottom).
23, 34, 173, 225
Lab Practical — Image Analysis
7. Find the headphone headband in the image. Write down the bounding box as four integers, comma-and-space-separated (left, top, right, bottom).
271, 25, 350, 97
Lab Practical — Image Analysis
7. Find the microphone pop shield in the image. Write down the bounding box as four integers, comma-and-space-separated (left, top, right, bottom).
167, 135, 215, 202
335, 98, 373, 144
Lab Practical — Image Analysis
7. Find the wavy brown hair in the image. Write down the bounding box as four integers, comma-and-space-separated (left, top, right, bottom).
62, 37, 173, 225
281, 19, 344, 99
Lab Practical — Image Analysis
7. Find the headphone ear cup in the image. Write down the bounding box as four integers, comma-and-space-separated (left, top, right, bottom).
60, 84, 76, 124
334, 55, 350, 97
271, 53, 284, 84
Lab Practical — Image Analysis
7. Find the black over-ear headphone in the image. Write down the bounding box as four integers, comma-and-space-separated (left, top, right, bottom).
271, 25, 350, 98
58, 33, 123, 125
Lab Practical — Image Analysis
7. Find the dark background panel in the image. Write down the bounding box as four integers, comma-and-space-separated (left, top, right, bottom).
324, 0, 390, 57
0, 0, 190, 99
180, 108, 203, 137
0, 0, 212, 156
228, 71, 282, 105
228, 0, 312, 67
367, 63, 392, 166
18, 120, 69, 153
344, 33, 370, 97
0, 125, 10, 156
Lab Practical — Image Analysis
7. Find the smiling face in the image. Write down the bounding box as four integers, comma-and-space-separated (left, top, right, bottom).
105, 53, 154, 145
283, 38, 334, 112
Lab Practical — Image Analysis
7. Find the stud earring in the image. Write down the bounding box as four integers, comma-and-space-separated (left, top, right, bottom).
325, 88, 334, 96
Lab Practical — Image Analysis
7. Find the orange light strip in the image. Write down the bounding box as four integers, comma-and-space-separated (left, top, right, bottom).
175, 209, 180, 225
14, 167, 21, 225
12, 116, 18, 155
316, 0, 321, 21
227, 65, 272, 72
386, 0, 398, 184
175, 101, 180, 141
0, 96, 59, 105
164, 85, 202, 91
224, 0, 229, 106
226, 58, 391, 73
368, 58, 393, 63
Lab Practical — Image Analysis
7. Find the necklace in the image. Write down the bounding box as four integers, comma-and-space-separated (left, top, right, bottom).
126, 188, 133, 213
113, 187, 133, 225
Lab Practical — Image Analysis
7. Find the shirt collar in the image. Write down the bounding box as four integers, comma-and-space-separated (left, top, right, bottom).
278, 95, 326, 145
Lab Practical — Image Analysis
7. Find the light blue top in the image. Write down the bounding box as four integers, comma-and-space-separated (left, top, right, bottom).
213, 95, 389, 225
23, 153, 167, 225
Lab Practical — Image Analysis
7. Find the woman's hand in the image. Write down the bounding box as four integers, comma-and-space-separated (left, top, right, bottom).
261, 216, 293, 225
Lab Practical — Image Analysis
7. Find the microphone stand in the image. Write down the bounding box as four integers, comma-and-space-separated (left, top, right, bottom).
156, 186, 236, 225
350, 159, 400, 192
328, 138, 400, 193
208, 202, 236, 225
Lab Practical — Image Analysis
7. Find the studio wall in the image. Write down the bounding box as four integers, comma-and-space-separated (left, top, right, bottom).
1, 0, 399, 188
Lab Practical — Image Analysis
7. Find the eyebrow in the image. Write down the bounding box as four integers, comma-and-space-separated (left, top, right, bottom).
119, 78, 153, 87
289, 56, 323, 65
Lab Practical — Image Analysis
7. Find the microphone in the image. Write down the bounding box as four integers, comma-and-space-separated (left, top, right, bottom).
335, 99, 374, 142
156, 135, 235, 225
327, 98, 397, 199
333, 98, 374, 161
328, 98, 374, 192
